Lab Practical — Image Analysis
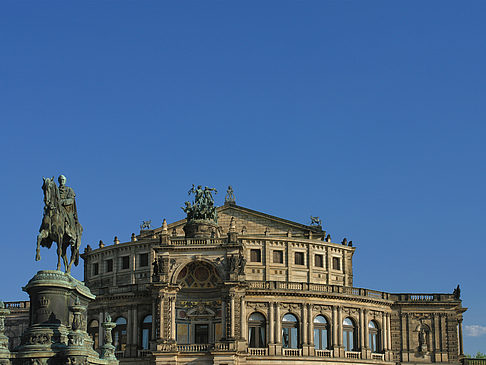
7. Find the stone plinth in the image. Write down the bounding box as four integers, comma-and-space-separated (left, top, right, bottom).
183, 220, 219, 239
11, 270, 117, 365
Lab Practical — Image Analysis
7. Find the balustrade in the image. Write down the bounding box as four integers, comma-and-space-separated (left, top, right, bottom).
246, 281, 454, 302
248, 348, 268, 356
345, 351, 361, 359
283, 348, 302, 357
372, 353, 385, 360
177, 344, 211, 352
315, 349, 333, 357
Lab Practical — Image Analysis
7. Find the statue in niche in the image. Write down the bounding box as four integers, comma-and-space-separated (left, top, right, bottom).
35, 175, 83, 273
416, 320, 429, 353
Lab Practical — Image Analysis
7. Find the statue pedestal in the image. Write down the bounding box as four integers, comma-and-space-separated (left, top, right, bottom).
11, 270, 118, 365
183, 220, 219, 239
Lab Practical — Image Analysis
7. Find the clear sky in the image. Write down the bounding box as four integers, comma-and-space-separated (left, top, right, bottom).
1, 1, 485, 355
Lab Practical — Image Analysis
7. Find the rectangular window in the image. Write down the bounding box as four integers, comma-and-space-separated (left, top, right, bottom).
106, 259, 113, 272
273, 250, 284, 264
294, 252, 305, 265
250, 249, 261, 263
332, 257, 340, 270
121, 256, 130, 270
93, 263, 99, 275
139, 253, 149, 267
315, 254, 324, 268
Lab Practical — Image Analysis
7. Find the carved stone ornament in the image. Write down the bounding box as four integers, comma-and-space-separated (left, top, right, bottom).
313, 305, 332, 312
280, 303, 300, 312
26, 333, 51, 345
248, 302, 269, 311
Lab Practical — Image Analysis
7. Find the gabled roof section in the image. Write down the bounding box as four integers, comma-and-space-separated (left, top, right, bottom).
152, 202, 324, 237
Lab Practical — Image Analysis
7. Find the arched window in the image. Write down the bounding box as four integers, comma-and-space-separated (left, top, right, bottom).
314, 315, 329, 350
141, 315, 152, 350
88, 319, 99, 349
343, 317, 357, 351
369, 320, 380, 353
282, 314, 299, 349
248, 312, 266, 348
113, 317, 127, 351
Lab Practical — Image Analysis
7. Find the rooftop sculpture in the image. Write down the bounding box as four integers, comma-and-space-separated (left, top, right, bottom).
182, 185, 218, 222
35, 175, 83, 274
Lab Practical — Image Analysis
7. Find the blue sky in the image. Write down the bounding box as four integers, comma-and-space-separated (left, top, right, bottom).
1, 1, 485, 354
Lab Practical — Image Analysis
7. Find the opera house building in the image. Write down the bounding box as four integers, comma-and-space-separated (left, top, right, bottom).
5, 188, 466, 365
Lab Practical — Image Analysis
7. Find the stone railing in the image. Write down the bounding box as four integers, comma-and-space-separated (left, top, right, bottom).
463, 359, 486, 365
4, 301, 30, 309
283, 348, 302, 356
214, 342, 235, 351
248, 348, 268, 356
247, 281, 390, 300
315, 349, 333, 357
345, 351, 361, 359
372, 353, 385, 360
177, 344, 211, 352
247, 281, 457, 302
167, 238, 226, 246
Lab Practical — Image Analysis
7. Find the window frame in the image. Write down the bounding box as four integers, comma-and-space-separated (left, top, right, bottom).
273, 250, 284, 264
313, 315, 330, 350
121, 256, 130, 270
315, 254, 324, 268
294, 252, 305, 266
250, 249, 262, 263
282, 313, 300, 349
248, 312, 266, 348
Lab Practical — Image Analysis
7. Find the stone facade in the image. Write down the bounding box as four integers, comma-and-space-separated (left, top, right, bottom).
6, 200, 466, 365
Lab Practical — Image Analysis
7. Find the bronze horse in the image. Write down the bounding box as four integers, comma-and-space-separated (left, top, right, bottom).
35, 177, 81, 274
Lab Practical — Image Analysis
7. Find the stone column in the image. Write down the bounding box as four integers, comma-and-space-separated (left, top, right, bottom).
337, 306, 342, 348
302, 304, 307, 346
131, 253, 136, 284
381, 312, 386, 352
230, 294, 235, 339
132, 306, 138, 350
332, 306, 338, 350
307, 303, 313, 356
387, 314, 391, 351
159, 296, 165, 340
170, 296, 176, 342
240, 297, 246, 341
359, 308, 365, 358
363, 309, 369, 349
269, 302, 275, 344
401, 314, 409, 362
99, 311, 105, 346
307, 304, 313, 346
151, 299, 156, 340
221, 300, 226, 339
359, 308, 364, 351
458, 319, 464, 356
275, 302, 282, 355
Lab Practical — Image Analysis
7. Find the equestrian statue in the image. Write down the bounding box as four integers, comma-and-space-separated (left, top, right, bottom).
35, 175, 83, 274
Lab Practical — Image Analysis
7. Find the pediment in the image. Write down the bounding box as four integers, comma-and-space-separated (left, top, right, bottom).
164, 203, 322, 237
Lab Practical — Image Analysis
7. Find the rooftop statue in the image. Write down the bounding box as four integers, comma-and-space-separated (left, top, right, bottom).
35, 175, 83, 274
182, 184, 218, 222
